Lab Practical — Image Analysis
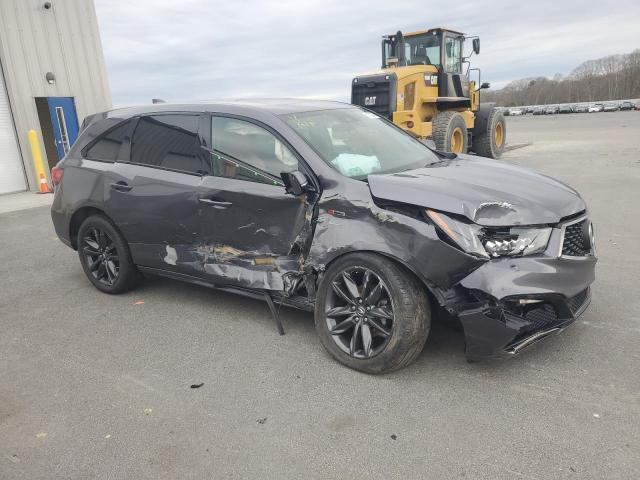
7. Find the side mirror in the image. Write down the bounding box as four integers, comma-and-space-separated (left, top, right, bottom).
281, 170, 311, 196
480, 82, 490, 90
473, 38, 480, 55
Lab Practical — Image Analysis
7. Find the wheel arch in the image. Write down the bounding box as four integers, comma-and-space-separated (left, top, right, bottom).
68, 205, 110, 250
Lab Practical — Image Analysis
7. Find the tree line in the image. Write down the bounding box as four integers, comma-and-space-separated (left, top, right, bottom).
481, 49, 640, 106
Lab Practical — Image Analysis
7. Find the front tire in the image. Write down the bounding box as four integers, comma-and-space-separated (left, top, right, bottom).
77, 215, 138, 294
315, 253, 430, 374
432, 111, 468, 154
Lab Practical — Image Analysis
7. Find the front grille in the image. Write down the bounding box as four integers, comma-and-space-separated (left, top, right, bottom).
567, 288, 589, 314
524, 304, 558, 329
351, 74, 396, 119
561, 218, 591, 256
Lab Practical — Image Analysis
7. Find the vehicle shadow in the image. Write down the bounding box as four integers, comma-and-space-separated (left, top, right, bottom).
132, 274, 553, 377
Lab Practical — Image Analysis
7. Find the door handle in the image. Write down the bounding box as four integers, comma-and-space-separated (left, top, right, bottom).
110, 182, 132, 192
199, 198, 232, 208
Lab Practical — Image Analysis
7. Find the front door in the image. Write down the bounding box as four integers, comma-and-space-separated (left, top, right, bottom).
47, 97, 80, 160
197, 115, 314, 291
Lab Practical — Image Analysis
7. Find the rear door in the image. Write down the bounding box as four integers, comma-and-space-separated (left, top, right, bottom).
102, 113, 212, 271
195, 114, 314, 291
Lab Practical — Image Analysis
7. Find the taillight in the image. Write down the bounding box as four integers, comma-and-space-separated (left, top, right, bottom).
51, 166, 63, 185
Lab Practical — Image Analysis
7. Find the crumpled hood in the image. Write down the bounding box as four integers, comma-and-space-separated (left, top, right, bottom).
367, 155, 585, 226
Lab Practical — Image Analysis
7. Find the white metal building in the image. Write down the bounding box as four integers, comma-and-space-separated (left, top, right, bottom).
0, 0, 111, 194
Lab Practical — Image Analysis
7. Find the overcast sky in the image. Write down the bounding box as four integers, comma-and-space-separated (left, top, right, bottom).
94, 0, 640, 107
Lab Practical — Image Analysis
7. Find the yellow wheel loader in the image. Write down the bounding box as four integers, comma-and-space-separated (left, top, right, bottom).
351, 28, 505, 158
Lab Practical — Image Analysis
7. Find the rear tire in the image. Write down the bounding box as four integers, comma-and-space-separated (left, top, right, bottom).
472, 108, 506, 159
315, 253, 430, 374
77, 215, 138, 294
432, 111, 468, 154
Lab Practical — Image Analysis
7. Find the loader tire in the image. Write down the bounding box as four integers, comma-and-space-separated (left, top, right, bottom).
432, 111, 468, 154
472, 107, 506, 159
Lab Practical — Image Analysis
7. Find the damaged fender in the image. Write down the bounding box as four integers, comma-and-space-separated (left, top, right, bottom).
305, 179, 486, 297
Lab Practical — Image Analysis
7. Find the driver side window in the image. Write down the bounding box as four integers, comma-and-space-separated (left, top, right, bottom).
444, 37, 462, 73
210, 116, 298, 185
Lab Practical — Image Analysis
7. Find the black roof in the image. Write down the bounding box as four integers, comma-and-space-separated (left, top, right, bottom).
106, 98, 353, 119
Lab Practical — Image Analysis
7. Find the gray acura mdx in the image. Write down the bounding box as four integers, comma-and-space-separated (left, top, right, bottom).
51, 100, 596, 373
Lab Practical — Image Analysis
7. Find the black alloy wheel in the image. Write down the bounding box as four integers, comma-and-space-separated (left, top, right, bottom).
315, 252, 431, 374
82, 226, 119, 286
325, 267, 394, 359
77, 215, 138, 294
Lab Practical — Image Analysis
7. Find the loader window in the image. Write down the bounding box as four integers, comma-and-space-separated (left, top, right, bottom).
444, 37, 462, 73
383, 33, 441, 68
405, 34, 440, 67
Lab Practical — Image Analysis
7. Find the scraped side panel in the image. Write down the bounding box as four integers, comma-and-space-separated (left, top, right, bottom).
304, 182, 486, 295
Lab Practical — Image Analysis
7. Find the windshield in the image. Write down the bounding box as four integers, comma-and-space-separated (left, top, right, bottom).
283, 108, 438, 178
404, 34, 440, 66
383, 33, 441, 67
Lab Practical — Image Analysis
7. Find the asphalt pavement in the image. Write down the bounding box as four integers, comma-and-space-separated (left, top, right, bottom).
1, 111, 639, 479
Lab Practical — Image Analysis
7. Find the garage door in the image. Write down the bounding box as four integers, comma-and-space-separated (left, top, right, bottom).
0, 65, 27, 194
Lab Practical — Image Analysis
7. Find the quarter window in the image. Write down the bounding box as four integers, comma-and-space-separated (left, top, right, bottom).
84, 120, 132, 161
210, 116, 298, 185
130, 115, 210, 175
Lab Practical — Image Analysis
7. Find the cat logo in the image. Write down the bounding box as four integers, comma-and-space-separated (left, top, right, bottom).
364, 96, 377, 106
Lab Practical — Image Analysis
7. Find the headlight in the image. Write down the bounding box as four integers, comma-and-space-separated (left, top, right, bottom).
426, 209, 551, 258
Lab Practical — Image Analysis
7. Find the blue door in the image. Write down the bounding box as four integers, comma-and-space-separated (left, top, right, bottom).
47, 97, 80, 160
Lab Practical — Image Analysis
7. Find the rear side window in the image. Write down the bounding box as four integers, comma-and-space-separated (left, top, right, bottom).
84, 120, 132, 161
210, 116, 298, 185
130, 115, 210, 175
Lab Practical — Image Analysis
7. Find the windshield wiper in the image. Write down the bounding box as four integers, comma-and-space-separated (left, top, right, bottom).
430, 149, 457, 160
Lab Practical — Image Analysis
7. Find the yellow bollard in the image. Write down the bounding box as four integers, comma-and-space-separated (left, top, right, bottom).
27, 129, 51, 193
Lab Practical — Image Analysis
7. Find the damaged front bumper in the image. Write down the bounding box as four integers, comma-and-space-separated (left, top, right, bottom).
451, 254, 596, 360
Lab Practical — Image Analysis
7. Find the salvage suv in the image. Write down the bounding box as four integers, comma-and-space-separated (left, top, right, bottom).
51, 100, 596, 373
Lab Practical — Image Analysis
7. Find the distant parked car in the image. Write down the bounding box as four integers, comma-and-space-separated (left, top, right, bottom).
545, 106, 559, 115
603, 103, 619, 112
532, 107, 545, 115
588, 104, 604, 113
559, 105, 573, 114
619, 101, 635, 111
574, 104, 589, 113
508, 108, 524, 116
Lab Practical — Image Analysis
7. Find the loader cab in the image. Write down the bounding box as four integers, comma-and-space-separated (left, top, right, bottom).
381, 28, 466, 74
